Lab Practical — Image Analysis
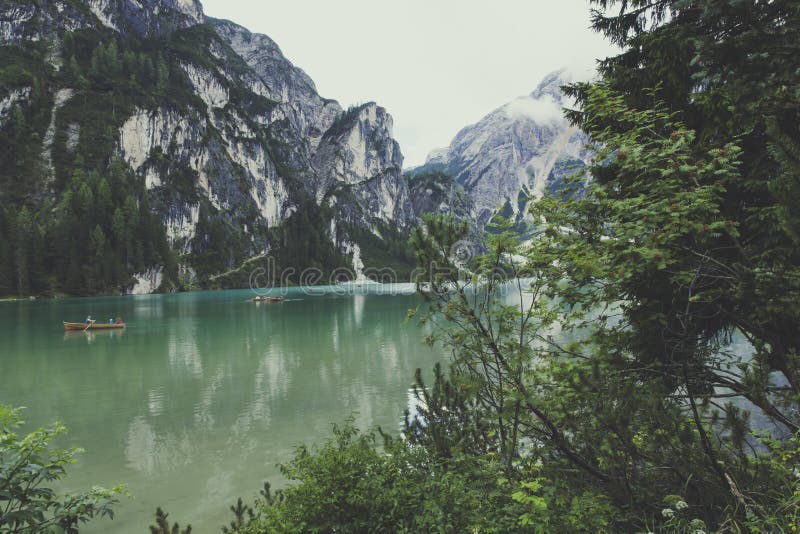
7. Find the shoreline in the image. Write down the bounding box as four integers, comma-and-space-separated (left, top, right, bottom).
1, 282, 419, 302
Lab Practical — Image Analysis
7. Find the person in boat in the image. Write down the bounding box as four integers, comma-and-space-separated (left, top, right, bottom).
116, 317, 123, 325
109, 318, 114, 324
85, 315, 92, 324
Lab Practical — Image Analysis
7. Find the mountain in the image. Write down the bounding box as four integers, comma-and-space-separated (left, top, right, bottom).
0, 0, 415, 296
409, 69, 592, 227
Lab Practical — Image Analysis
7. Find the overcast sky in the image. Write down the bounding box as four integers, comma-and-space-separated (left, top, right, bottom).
200, 0, 618, 168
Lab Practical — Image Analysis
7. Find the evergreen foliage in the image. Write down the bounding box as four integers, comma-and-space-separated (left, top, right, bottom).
340, 220, 416, 279
266, 197, 351, 285
0, 27, 185, 296
46, 157, 175, 294
564, 2, 800, 400
149, 507, 192, 534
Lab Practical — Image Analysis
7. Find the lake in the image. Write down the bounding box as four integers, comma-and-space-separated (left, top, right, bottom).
0, 285, 448, 533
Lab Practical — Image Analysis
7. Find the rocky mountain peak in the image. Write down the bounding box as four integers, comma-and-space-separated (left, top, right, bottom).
529, 67, 574, 100
0, 0, 418, 293
211, 18, 316, 100
416, 69, 591, 226
322, 102, 397, 145
88, 0, 204, 36
210, 17, 341, 151
312, 102, 412, 229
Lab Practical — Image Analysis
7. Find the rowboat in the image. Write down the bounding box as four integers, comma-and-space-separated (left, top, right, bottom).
63, 322, 125, 331
251, 296, 284, 303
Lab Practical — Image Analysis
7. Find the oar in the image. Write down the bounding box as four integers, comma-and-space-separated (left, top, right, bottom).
84, 320, 95, 332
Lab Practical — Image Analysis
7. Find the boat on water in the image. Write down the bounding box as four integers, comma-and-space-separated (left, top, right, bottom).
63, 321, 125, 331
251, 296, 284, 303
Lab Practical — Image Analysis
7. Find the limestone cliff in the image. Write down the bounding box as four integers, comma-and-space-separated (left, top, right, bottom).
0, 0, 415, 292
413, 70, 592, 227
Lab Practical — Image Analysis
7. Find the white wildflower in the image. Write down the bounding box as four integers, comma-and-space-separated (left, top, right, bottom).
689, 518, 707, 533
675, 500, 688, 510
662, 508, 675, 518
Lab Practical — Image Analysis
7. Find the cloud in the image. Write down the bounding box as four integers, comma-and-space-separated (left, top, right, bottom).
560, 62, 600, 84
503, 94, 566, 124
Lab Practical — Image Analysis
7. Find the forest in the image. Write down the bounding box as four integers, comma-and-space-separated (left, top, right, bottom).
0, 24, 368, 297
0, 27, 200, 296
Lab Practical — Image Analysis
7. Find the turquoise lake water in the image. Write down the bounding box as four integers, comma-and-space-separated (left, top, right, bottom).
0, 285, 447, 532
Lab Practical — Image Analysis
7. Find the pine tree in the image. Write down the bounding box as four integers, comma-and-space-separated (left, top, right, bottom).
89, 43, 104, 84
112, 207, 130, 266
105, 40, 121, 79
89, 225, 105, 257
148, 508, 191, 534
155, 54, 169, 95
567, 0, 800, 410
64, 55, 82, 85
0, 211, 11, 295
62, 32, 75, 57
14, 207, 33, 297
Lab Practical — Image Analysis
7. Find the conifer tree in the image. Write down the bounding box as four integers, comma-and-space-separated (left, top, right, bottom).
155, 54, 169, 95
13, 207, 33, 296
148, 508, 191, 534
105, 40, 121, 79
565, 0, 800, 418
89, 43, 104, 84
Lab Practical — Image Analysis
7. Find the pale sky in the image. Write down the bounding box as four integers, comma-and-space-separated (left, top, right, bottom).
200, 0, 618, 168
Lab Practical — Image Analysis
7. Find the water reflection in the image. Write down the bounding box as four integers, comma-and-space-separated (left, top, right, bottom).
168, 334, 203, 377
63, 329, 125, 343
124, 416, 194, 475
0, 287, 446, 533
194, 366, 225, 430
148, 388, 165, 417
353, 294, 364, 326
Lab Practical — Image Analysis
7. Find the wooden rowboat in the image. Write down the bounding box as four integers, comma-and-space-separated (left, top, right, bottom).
63, 322, 125, 331
251, 296, 284, 303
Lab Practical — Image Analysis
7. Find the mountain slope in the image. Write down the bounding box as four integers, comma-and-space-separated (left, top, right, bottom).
0, 0, 414, 296
411, 70, 591, 227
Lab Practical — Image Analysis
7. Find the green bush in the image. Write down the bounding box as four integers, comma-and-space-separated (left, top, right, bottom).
236, 419, 525, 533
0, 405, 124, 533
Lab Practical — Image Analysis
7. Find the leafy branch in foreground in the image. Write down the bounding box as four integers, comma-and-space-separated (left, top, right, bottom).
0, 405, 124, 533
